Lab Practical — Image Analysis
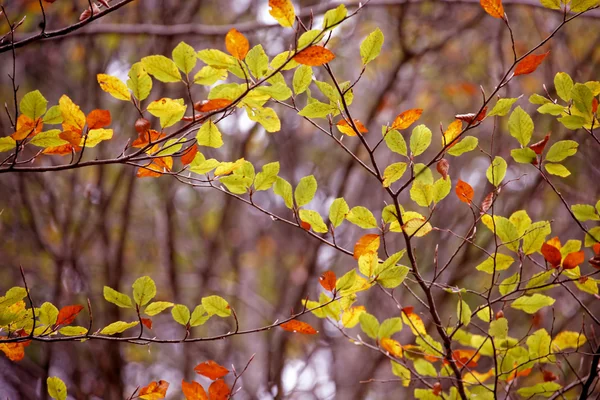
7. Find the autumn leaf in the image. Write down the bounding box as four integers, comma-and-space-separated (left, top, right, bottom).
480, 0, 504, 18
336, 119, 368, 136
455, 180, 474, 204
181, 380, 208, 400
449, 349, 480, 368
541, 242, 562, 267
208, 379, 230, 400
43, 144, 77, 156
11, 115, 43, 140
514, 52, 550, 76
132, 130, 165, 148
0, 343, 26, 361
138, 380, 169, 400
181, 145, 198, 165
268, 0, 295, 28
55, 305, 84, 326
353, 234, 381, 260
455, 107, 487, 124
319, 271, 336, 292
141, 318, 153, 330
225, 28, 249, 60
86, 109, 111, 130
562, 251, 585, 269
380, 338, 403, 358
391, 109, 423, 130
280, 319, 318, 334
293, 46, 335, 66
437, 159, 449, 180
194, 99, 233, 113
137, 157, 173, 178
530, 133, 550, 155
194, 360, 229, 380
442, 119, 463, 148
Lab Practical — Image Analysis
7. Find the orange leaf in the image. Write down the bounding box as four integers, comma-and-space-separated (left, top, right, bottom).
293, 46, 335, 66
562, 251, 585, 270
593, 98, 599, 114
137, 157, 173, 178
141, 318, 153, 330
541, 243, 562, 268
194, 360, 229, 380
0, 343, 25, 361
181, 145, 198, 166
225, 28, 249, 60
391, 109, 423, 130
132, 130, 165, 148
480, 0, 504, 18
139, 380, 169, 400
455, 180, 474, 204
353, 234, 380, 260
593, 243, 600, 255
336, 119, 368, 136
181, 380, 208, 400
380, 338, 403, 358
319, 270, 336, 292
300, 221, 311, 231
208, 379, 230, 400
450, 349, 480, 368
433, 382, 442, 396
514, 51, 550, 76
86, 109, 111, 129
59, 130, 83, 146
194, 99, 233, 113
11, 115, 43, 140
280, 319, 318, 334
43, 144, 77, 156
530, 133, 550, 155
56, 305, 84, 326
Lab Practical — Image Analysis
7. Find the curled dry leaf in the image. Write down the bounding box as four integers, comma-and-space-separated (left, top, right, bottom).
455, 107, 487, 124
437, 159, 449, 180
280, 319, 318, 334
433, 382, 443, 396
194, 360, 229, 380
529, 133, 550, 155
79, 4, 101, 21
455, 180, 474, 204
293, 46, 335, 66
514, 51, 550, 76
135, 118, 151, 134
319, 270, 336, 292
225, 28, 250, 60
480, 191, 494, 214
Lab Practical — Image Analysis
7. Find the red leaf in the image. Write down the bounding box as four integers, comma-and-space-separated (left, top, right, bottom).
319, 271, 336, 292
194, 360, 229, 380
542, 370, 557, 382
208, 379, 230, 400
181, 145, 198, 166
56, 305, 84, 326
514, 51, 550, 76
280, 319, 317, 334
194, 99, 233, 113
181, 380, 208, 400
455, 180, 474, 204
141, 318, 153, 330
529, 133, 550, 155
86, 109, 111, 129
541, 243, 562, 268
293, 46, 335, 66
593, 243, 600, 255
300, 221, 311, 231
562, 251, 585, 270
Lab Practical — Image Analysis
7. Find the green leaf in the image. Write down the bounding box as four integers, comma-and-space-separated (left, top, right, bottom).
486, 156, 507, 187
529, 93, 551, 105
508, 106, 533, 146
132, 276, 156, 307
558, 115, 587, 130
510, 210, 532, 236
294, 175, 317, 207
43, 105, 63, 124
499, 272, 520, 296
103, 286, 133, 308
382, 162, 407, 187
545, 162, 570, 177
100, 321, 139, 335
457, 299, 471, 327
190, 305, 210, 327
554, 72, 574, 101
220, 174, 250, 194
489, 317, 508, 339
323, 4, 347, 30
20, 90, 47, 120
511, 294, 555, 314
525, 271, 555, 293
572, 204, 599, 221
39, 302, 59, 326
298, 101, 337, 118
329, 198, 349, 228
127, 63, 152, 101
196, 120, 224, 148
545, 140, 578, 162
299, 209, 328, 233
197, 49, 235, 69
171, 304, 191, 326
447, 136, 478, 156
171, 41, 197, 75
47, 377, 67, 400
274, 177, 293, 209
511, 147, 537, 164
432, 177, 451, 203
410, 124, 432, 156
476, 307, 492, 322
246, 44, 269, 78
141, 55, 181, 82
360, 28, 384, 65
270, 51, 298, 70
298, 30, 324, 49
346, 206, 377, 229
517, 382, 562, 397
413, 360, 437, 378
202, 295, 231, 317
384, 129, 408, 156
144, 301, 174, 316
359, 312, 379, 339
537, 103, 565, 115
488, 97, 519, 117
254, 162, 280, 191
476, 253, 514, 274
571, 83, 594, 116
585, 226, 600, 247
410, 180, 433, 207
391, 361, 411, 386
59, 326, 88, 336
539, 0, 561, 9
29, 130, 69, 148
377, 265, 409, 288
522, 221, 551, 255
193, 66, 228, 86
147, 97, 186, 128
378, 317, 402, 339
375, 250, 406, 276
527, 328, 552, 363
293, 65, 313, 95
246, 106, 281, 133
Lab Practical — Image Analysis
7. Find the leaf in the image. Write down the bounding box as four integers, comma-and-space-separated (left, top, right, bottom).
202, 295, 231, 317
476, 253, 514, 274
298, 101, 337, 118
194, 360, 229, 380
280, 320, 318, 334
447, 136, 478, 156
132, 276, 156, 306
0, 343, 25, 361
384, 129, 408, 156
391, 361, 411, 386
383, 162, 407, 187
522, 221, 551, 255
511, 148, 537, 164
141, 318, 152, 330
488, 97, 519, 117
196, 120, 224, 148
511, 294, 555, 314
380, 338, 403, 358
190, 305, 210, 327
59, 95, 86, 133
194, 66, 228, 86
319, 271, 336, 292
517, 383, 562, 398
56, 305, 84, 326
353, 234, 380, 260
181, 380, 208, 400
508, 106, 533, 146
293, 46, 335, 66
294, 175, 317, 207
360, 28, 384, 65
486, 156, 507, 186
29, 130, 68, 148
544, 163, 570, 177
99, 320, 139, 335
329, 198, 349, 228
572, 204, 600, 221
499, 272, 520, 295
551, 331, 587, 351
323, 4, 347, 30
274, 177, 293, 209
540, 0, 561, 8
442, 119, 463, 148
172, 41, 197, 74
208, 379, 230, 400
141, 55, 181, 82
254, 162, 280, 191
572, 0, 600, 11
480, 0, 504, 18
86, 109, 111, 129
571, 83, 594, 116
43, 106, 63, 124
47, 377, 67, 400
545, 140, 578, 162
268, 0, 295, 28
128, 63, 153, 101
139, 380, 169, 400
457, 300, 472, 327
171, 304, 191, 325
225, 28, 250, 60
392, 109, 423, 130
562, 251, 585, 269
147, 98, 186, 128
541, 243, 562, 267
489, 318, 508, 339
103, 286, 133, 308
336, 119, 368, 136
299, 209, 328, 233
195, 99, 232, 112
409, 125, 432, 156
346, 206, 378, 229
455, 180, 474, 204
97, 74, 131, 101
514, 51, 550, 76
359, 313, 380, 339
20, 90, 48, 120
293, 65, 312, 94
246, 106, 281, 132
81, 128, 113, 147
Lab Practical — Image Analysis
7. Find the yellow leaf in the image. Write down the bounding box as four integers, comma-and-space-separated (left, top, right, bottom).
268, 0, 295, 28
336, 119, 368, 136
81, 129, 113, 147
381, 338, 403, 358
391, 109, 423, 130
402, 309, 426, 336
341, 306, 366, 328
442, 119, 463, 147
59, 95, 86, 133
463, 368, 495, 385
97, 74, 131, 101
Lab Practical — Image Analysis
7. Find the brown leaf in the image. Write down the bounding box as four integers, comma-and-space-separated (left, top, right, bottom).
194, 99, 233, 113
181, 380, 208, 400
353, 234, 380, 260
541, 242, 562, 268
455, 180, 474, 204
436, 159, 449, 180
141, 318, 153, 330
56, 305, 84, 326
139, 380, 169, 400
433, 382, 442, 396
208, 379, 230, 400
86, 109, 111, 129
542, 370, 557, 382
529, 133, 550, 155
135, 118, 151, 134
319, 271, 336, 292
225, 28, 250, 60
562, 251, 585, 270
181, 145, 198, 166
480, 0, 504, 18
79, 4, 100, 21
480, 191, 494, 214
455, 107, 487, 124
194, 360, 229, 380
293, 46, 335, 66
280, 319, 318, 334
514, 51, 550, 76
391, 109, 423, 130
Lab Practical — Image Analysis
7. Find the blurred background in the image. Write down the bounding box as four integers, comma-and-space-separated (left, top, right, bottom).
1, 0, 600, 399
